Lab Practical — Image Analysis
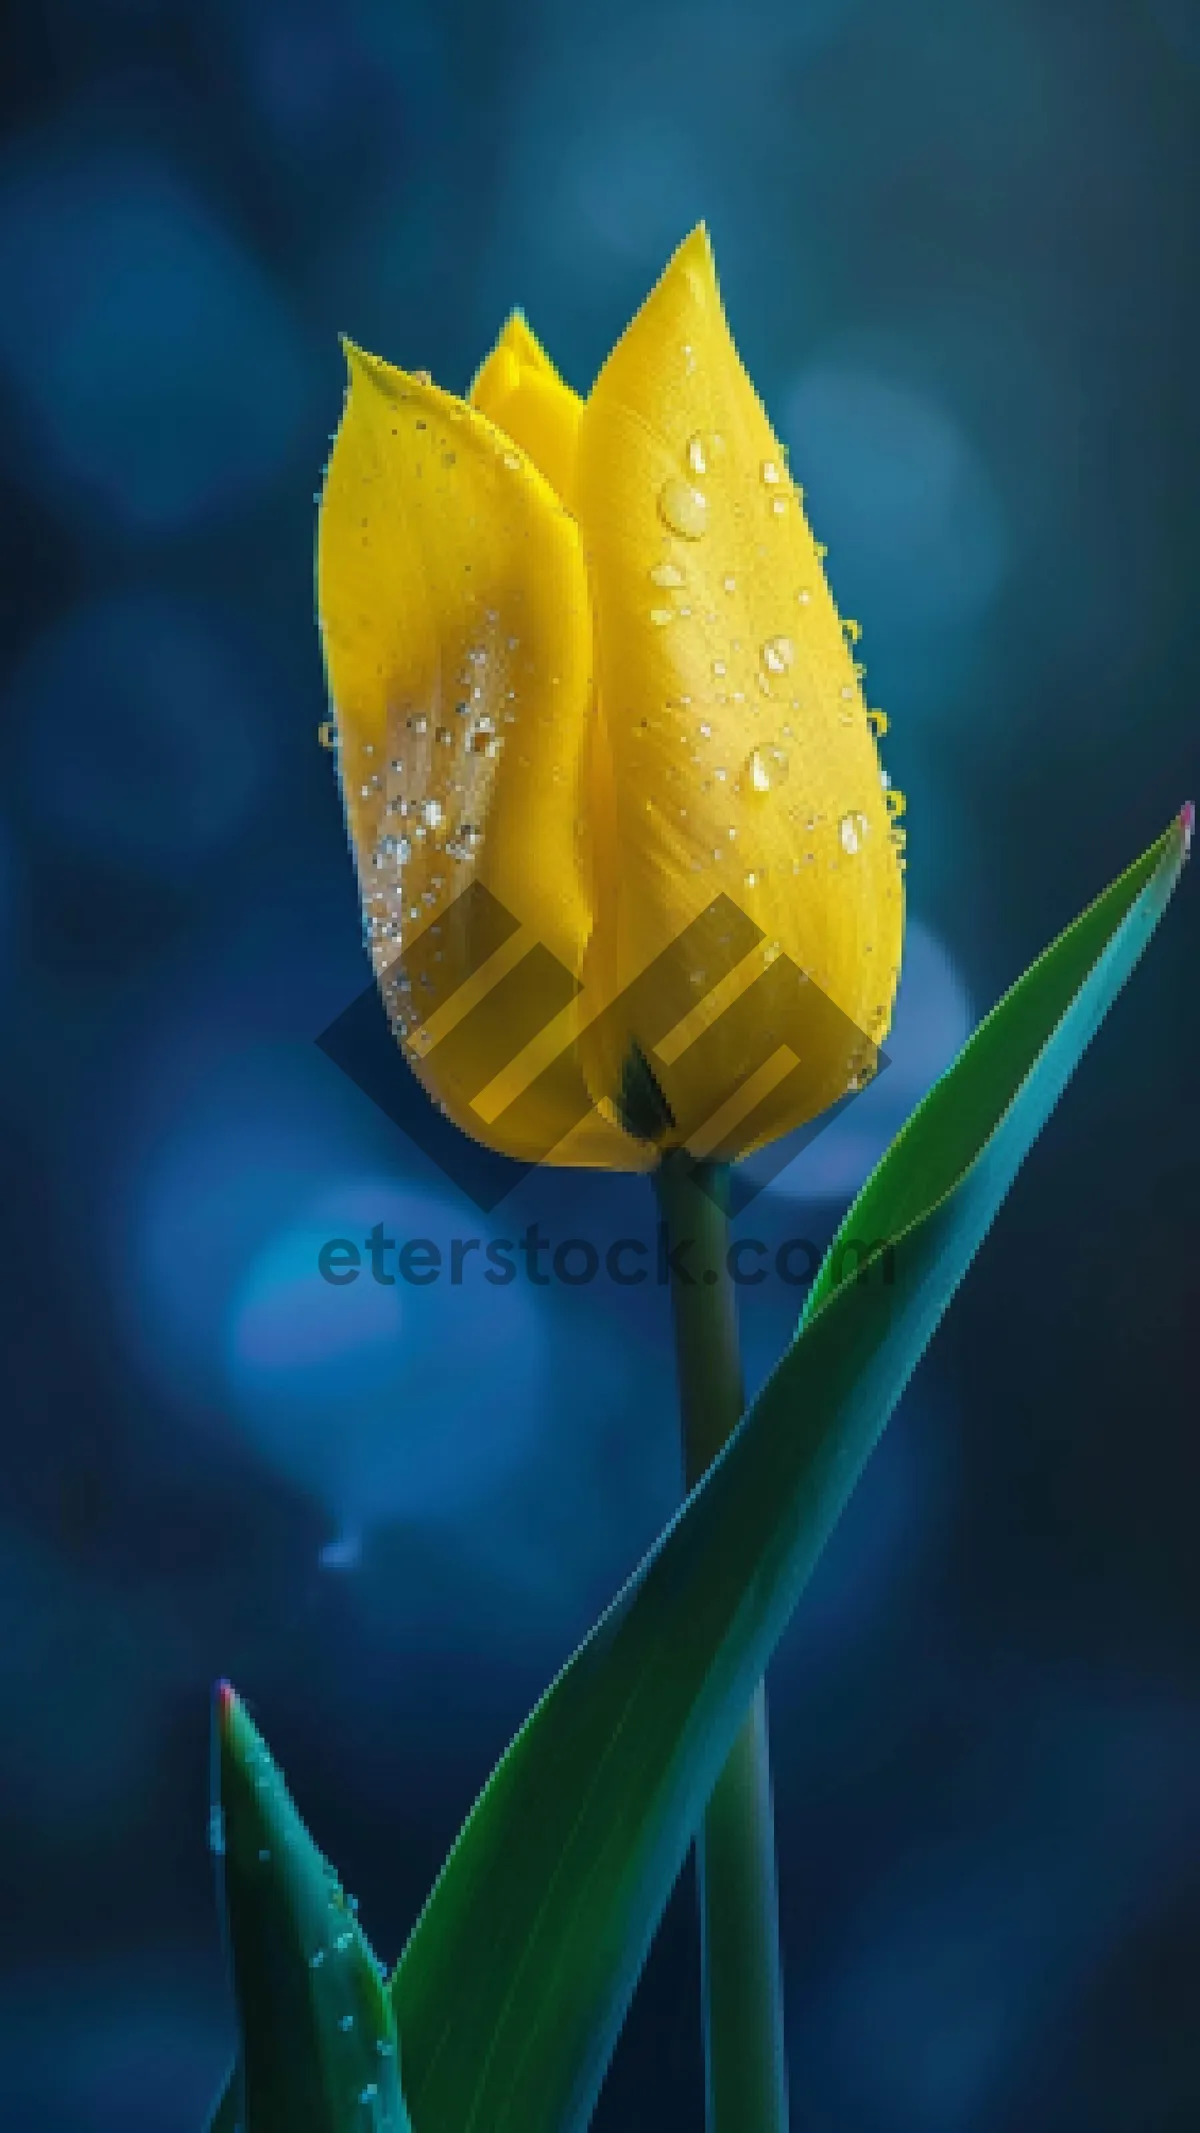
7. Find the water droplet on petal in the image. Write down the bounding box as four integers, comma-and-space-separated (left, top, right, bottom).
761, 459, 781, 486
747, 744, 790, 793
866, 707, 889, 736
658, 477, 708, 539
839, 810, 869, 856
761, 635, 795, 676
686, 433, 708, 477
422, 798, 443, 828
650, 606, 675, 627
317, 719, 337, 751
649, 560, 685, 588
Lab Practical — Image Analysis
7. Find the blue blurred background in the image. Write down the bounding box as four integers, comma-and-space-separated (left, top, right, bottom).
1, 1, 1197, 2127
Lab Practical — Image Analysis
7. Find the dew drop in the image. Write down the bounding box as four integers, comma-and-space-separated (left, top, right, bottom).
435, 726, 452, 747
686, 433, 708, 477
422, 799, 443, 829
839, 809, 869, 856
761, 459, 781, 486
650, 607, 675, 627
722, 574, 737, 593
649, 560, 685, 588
658, 477, 708, 539
698, 720, 712, 738
761, 635, 794, 676
712, 658, 727, 678
317, 719, 337, 751
866, 707, 889, 736
747, 744, 790, 793
503, 450, 522, 470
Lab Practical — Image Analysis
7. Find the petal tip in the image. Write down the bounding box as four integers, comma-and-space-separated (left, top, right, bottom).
339, 336, 391, 405
339, 333, 371, 377
1180, 800, 1194, 854
672, 221, 718, 297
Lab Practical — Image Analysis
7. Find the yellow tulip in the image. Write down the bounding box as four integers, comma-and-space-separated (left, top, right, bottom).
317, 227, 903, 1171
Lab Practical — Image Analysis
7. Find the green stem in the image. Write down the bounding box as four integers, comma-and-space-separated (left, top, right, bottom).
654, 1150, 790, 2133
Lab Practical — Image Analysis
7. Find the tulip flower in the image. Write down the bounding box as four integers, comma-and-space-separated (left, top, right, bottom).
317, 227, 903, 1173
317, 230, 910, 2133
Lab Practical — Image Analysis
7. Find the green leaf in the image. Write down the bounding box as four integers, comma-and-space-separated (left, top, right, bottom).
203, 2075, 242, 2133
384, 810, 1190, 2133
209, 1682, 411, 2133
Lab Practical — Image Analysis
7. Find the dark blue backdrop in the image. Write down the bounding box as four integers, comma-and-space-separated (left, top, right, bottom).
1, 2, 1197, 2128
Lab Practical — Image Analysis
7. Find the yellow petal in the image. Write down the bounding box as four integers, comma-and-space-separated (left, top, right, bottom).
317, 342, 633, 1169
575, 227, 903, 1159
470, 311, 583, 513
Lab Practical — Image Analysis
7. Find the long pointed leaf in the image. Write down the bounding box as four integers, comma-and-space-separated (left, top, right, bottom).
386, 810, 1189, 2133
212, 1683, 411, 2133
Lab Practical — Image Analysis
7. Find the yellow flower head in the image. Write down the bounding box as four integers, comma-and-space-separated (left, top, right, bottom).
317, 228, 904, 1171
